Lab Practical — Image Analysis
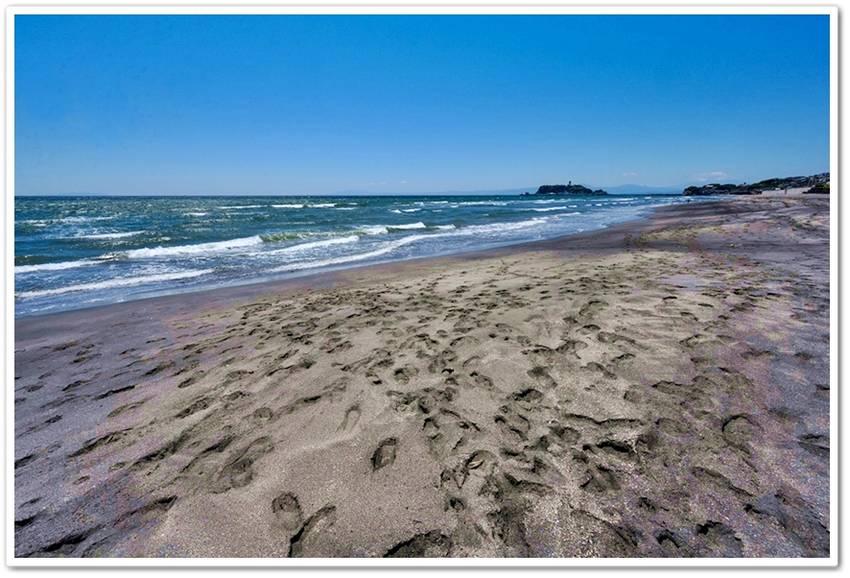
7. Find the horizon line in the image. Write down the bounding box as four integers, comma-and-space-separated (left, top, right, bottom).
14, 171, 828, 198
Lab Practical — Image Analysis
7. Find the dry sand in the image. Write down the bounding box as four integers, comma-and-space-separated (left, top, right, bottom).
13, 196, 830, 558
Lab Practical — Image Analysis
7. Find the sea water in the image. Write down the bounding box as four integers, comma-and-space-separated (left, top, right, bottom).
14, 193, 707, 316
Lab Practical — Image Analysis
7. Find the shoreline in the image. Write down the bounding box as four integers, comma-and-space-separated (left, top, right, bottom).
15, 192, 687, 320
14, 199, 703, 331
13, 196, 831, 558
14, 194, 826, 326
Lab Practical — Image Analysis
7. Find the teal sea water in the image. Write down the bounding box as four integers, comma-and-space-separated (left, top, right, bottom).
15, 193, 706, 317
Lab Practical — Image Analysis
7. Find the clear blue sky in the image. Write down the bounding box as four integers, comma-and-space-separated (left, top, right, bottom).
16, 14, 830, 195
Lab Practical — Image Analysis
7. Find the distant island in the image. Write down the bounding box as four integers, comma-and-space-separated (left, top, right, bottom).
683, 172, 829, 196
522, 182, 608, 196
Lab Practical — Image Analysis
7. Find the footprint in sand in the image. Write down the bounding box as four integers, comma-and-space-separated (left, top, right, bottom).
210, 436, 274, 493
338, 404, 361, 432
384, 531, 452, 557
527, 366, 558, 388
288, 505, 337, 557
272, 492, 303, 532
371, 438, 398, 470
392, 366, 419, 384
253, 407, 274, 420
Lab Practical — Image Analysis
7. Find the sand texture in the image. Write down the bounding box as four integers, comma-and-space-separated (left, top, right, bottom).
13, 197, 830, 558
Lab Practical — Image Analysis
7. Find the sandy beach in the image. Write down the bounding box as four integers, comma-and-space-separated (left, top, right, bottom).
13, 196, 830, 558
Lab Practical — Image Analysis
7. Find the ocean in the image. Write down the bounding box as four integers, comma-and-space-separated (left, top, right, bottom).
14, 193, 705, 317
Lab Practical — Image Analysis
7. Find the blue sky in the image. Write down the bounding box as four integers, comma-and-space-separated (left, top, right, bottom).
16, 15, 829, 195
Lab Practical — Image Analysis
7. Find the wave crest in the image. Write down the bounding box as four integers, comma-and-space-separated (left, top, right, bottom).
126, 235, 263, 258
17, 269, 213, 299
15, 259, 101, 274
267, 235, 359, 255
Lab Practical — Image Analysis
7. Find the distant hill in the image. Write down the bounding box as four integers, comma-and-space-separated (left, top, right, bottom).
683, 173, 829, 196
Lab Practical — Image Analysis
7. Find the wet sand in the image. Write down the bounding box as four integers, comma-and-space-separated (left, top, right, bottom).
13, 196, 831, 558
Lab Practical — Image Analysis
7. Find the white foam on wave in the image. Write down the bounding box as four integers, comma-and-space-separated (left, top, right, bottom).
78, 231, 145, 240
126, 235, 263, 258
335, 207, 357, 211
272, 204, 305, 209
359, 225, 389, 235
308, 203, 336, 208
16, 259, 101, 274
434, 224, 456, 230
272, 234, 438, 273
356, 222, 426, 235
530, 206, 569, 212
266, 235, 359, 255
184, 211, 209, 217
60, 216, 114, 223
216, 205, 263, 209
17, 269, 213, 299
273, 217, 548, 274
456, 201, 510, 207
461, 217, 549, 235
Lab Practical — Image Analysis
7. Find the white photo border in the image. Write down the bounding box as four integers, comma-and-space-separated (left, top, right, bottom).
3, 1, 840, 569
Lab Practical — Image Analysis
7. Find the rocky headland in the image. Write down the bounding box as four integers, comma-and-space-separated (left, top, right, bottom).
683, 173, 829, 196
